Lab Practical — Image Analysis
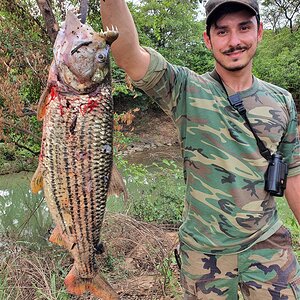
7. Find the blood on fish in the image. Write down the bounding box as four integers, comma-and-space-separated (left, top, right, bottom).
80, 98, 100, 115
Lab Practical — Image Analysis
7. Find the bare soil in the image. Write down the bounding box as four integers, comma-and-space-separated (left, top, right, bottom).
128, 109, 178, 146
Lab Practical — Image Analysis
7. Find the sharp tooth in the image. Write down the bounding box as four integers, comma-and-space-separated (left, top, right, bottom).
106, 26, 109, 31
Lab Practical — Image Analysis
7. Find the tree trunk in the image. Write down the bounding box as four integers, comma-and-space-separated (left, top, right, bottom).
36, 0, 59, 44
80, 0, 90, 24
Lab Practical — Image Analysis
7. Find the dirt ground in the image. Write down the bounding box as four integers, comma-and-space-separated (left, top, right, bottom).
129, 109, 178, 146
109, 113, 182, 299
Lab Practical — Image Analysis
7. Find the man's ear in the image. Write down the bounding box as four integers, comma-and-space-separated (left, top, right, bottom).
203, 31, 212, 50
257, 22, 263, 43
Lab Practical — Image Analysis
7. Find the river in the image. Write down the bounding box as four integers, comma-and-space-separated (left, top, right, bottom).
0, 145, 183, 245
0, 172, 51, 246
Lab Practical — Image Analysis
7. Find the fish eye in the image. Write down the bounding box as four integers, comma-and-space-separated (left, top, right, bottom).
98, 53, 107, 63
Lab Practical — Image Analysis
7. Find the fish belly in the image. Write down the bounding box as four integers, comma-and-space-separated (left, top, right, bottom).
42, 91, 113, 278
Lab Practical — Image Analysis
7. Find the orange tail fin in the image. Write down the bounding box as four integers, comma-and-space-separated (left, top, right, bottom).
64, 266, 119, 300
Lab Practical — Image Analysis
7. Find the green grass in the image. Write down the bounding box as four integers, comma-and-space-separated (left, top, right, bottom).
0, 159, 299, 299
276, 197, 300, 258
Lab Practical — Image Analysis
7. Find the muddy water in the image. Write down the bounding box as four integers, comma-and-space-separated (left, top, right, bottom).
0, 172, 52, 245
0, 145, 183, 244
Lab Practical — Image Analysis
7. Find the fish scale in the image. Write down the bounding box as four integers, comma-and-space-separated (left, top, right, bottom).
31, 11, 122, 299
42, 91, 113, 277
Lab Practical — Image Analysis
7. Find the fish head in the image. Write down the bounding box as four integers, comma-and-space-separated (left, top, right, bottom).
54, 11, 118, 93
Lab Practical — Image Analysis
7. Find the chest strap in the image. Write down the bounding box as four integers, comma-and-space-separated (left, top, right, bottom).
210, 69, 272, 161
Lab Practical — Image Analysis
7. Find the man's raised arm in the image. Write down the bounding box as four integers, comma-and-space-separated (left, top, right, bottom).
100, 0, 150, 81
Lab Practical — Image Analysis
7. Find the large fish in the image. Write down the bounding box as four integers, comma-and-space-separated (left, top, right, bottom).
31, 11, 124, 300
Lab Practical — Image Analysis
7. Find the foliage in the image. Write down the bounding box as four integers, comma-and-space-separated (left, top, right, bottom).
0, 0, 50, 160
253, 29, 300, 104
117, 158, 185, 224
1, 0, 300, 170
130, 0, 213, 73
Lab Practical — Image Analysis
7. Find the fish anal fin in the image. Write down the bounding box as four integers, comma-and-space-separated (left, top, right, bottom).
30, 164, 43, 194
49, 226, 68, 248
108, 163, 128, 201
64, 266, 119, 300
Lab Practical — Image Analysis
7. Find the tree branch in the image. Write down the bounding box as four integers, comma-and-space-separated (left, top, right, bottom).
13, 141, 40, 155
80, 0, 90, 24
36, 0, 59, 44
3, 120, 41, 142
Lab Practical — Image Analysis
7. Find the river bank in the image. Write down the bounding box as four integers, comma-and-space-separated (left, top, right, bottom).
0, 109, 181, 175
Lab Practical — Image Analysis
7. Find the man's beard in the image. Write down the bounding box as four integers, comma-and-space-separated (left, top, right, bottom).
213, 45, 257, 72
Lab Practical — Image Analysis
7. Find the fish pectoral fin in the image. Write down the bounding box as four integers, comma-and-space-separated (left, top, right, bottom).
30, 164, 43, 193
64, 266, 119, 300
37, 60, 58, 120
108, 163, 128, 201
37, 85, 51, 121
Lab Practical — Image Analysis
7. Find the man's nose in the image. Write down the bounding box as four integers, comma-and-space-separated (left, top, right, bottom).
228, 31, 241, 47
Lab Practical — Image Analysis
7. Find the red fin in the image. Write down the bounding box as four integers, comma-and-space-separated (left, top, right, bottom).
37, 87, 51, 120
37, 60, 58, 120
64, 266, 119, 299
49, 226, 67, 248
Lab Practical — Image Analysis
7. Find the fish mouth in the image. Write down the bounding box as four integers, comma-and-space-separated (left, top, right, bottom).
92, 67, 109, 83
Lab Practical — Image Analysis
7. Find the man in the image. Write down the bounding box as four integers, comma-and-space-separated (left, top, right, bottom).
100, 0, 300, 298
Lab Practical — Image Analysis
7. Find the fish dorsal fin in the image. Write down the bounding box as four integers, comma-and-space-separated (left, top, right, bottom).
64, 11, 82, 34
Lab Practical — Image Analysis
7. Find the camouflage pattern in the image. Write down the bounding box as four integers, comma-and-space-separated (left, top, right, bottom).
132, 47, 300, 256
180, 226, 300, 299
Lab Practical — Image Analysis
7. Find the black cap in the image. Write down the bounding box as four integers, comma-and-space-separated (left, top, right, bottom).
205, 0, 259, 25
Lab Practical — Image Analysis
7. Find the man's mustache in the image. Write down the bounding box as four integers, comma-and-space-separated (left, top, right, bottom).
222, 46, 249, 54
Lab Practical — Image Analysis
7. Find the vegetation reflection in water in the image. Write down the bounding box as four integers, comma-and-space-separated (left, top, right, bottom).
0, 157, 186, 245
0, 157, 299, 259
0, 172, 52, 245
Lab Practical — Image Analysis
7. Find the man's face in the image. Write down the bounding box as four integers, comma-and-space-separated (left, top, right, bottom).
203, 9, 263, 72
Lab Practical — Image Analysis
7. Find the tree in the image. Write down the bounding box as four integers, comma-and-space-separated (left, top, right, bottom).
254, 29, 300, 109
261, 0, 300, 32
0, 0, 100, 159
130, 0, 213, 72
0, 0, 214, 154
0, 0, 50, 154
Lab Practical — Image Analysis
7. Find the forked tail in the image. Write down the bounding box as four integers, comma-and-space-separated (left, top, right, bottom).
64, 266, 119, 300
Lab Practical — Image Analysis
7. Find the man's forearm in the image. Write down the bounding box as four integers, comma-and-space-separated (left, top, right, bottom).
100, 0, 150, 79
285, 174, 300, 225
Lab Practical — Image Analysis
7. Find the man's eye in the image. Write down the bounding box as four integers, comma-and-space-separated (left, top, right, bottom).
241, 26, 250, 31
217, 30, 227, 36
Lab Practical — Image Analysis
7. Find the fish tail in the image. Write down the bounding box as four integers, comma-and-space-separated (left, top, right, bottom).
64, 266, 119, 300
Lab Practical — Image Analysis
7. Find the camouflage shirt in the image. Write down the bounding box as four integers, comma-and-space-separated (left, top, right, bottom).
133, 47, 300, 255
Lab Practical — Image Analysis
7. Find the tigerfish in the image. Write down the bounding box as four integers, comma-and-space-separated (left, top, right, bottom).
31, 11, 125, 300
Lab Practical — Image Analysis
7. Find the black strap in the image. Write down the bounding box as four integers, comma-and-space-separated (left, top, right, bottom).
210, 70, 272, 161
